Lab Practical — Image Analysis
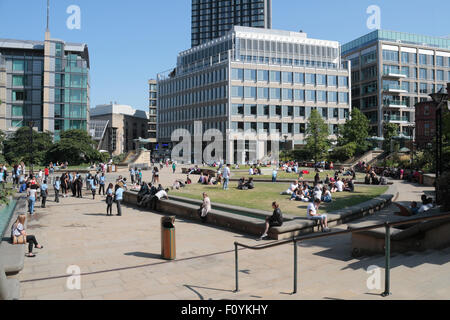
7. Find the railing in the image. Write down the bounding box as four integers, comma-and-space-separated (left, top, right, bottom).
234, 212, 450, 297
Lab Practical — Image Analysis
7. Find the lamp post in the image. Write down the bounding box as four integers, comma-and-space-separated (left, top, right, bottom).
28, 121, 34, 175
429, 88, 449, 205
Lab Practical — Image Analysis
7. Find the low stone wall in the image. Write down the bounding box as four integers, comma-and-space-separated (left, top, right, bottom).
422, 174, 436, 187
123, 190, 394, 240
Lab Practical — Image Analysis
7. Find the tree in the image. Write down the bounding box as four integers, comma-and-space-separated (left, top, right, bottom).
330, 142, 357, 162
383, 123, 399, 152
305, 109, 331, 163
46, 129, 105, 165
4, 127, 53, 165
0, 130, 5, 163
338, 109, 370, 155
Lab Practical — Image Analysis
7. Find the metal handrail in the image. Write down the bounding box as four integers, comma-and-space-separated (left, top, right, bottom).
234, 211, 450, 296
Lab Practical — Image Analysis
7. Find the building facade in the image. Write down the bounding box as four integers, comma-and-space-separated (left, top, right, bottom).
342, 30, 450, 140
191, 0, 272, 47
148, 79, 158, 150
0, 31, 90, 140
90, 104, 149, 156
158, 26, 351, 164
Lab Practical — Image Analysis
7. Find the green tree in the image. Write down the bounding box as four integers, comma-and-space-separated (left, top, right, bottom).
4, 127, 53, 165
330, 142, 357, 162
46, 129, 105, 165
383, 123, 399, 152
305, 109, 331, 163
338, 108, 370, 155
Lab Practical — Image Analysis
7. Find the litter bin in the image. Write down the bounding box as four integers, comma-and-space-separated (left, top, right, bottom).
161, 216, 176, 260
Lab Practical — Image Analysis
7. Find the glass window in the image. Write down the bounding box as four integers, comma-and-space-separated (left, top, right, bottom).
244, 69, 256, 82
270, 71, 281, 83
339, 92, 349, 104
294, 72, 304, 84
436, 56, 444, 67
338, 76, 348, 87
305, 73, 316, 85
294, 89, 304, 101
231, 68, 244, 80
244, 86, 256, 99
401, 52, 409, 64
317, 74, 326, 86
327, 75, 337, 86
317, 91, 327, 102
419, 54, 427, 65
231, 86, 244, 98
419, 68, 427, 79
437, 70, 444, 81
306, 90, 316, 102
257, 70, 269, 82
270, 88, 281, 100
282, 72, 293, 84
383, 50, 399, 62
257, 87, 269, 100
12, 75, 25, 86
401, 66, 409, 77
328, 91, 337, 103
12, 60, 24, 71
71, 74, 82, 88
12, 105, 23, 117
282, 89, 293, 101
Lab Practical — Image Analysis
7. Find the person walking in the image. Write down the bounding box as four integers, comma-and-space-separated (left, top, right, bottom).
222, 164, 230, 190
105, 183, 114, 216
12, 214, 43, 258
40, 180, 48, 208
27, 184, 38, 215
114, 184, 124, 216
130, 167, 135, 185
153, 167, 160, 185
99, 173, 106, 195
172, 162, 176, 174
91, 181, 97, 200
53, 176, 61, 203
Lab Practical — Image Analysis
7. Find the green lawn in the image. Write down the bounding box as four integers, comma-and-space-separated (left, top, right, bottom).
171, 182, 388, 217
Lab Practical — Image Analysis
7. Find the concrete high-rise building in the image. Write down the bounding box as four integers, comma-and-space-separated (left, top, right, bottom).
158, 26, 351, 164
191, 0, 272, 47
148, 79, 158, 150
0, 31, 90, 141
342, 30, 450, 139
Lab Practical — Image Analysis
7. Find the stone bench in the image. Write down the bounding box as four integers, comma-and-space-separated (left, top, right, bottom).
181, 168, 216, 177
349, 208, 450, 257
0, 264, 20, 300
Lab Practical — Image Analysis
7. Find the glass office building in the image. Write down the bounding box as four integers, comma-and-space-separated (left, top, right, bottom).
0, 32, 90, 140
158, 26, 351, 163
342, 30, 450, 139
148, 79, 158, 150
191, 0, 272, 47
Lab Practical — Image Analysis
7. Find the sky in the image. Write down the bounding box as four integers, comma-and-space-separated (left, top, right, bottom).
0, 0, 449, 111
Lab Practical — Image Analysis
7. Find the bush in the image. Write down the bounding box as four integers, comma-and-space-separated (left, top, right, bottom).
329, 142, 357, 162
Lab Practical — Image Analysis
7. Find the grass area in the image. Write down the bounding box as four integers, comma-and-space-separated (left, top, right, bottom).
171, 181, 388, 217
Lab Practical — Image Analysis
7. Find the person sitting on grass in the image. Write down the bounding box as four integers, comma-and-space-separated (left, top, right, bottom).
281, 180, 299, 195
335, 178, 344, 192
238, 177, 247, 190
290, 187, 302, 201
245, 177, 254, 190
321, 186, 332, 203
344, 179, 355, 192
307, 199, 330, 232
259, 202, 283, 240
185, 175, 192, 185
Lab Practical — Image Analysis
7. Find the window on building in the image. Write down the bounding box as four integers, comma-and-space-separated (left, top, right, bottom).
305, 73, 316, 85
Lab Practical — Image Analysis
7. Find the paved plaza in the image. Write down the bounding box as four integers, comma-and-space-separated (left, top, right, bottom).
10, 167, 450, 300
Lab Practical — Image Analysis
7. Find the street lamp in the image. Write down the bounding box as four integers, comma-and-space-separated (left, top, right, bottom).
28, 121, 34, 175
429, 87, 449, 205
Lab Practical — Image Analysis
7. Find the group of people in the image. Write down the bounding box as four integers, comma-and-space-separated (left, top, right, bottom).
137, 182, 169, 211
281, 180, 333, 203
237, 177, 254, 190
364, 169, 388, 186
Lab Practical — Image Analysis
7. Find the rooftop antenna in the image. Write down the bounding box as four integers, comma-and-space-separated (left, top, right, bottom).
46, 0, 50, 31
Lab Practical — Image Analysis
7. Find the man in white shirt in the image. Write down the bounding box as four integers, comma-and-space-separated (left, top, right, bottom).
222, 164, 230, 190
149, 188, 169, 210
281, 180, 298, 195
249, 167, 254, 176
335, 178, 344, 192
307, 199, 330, 232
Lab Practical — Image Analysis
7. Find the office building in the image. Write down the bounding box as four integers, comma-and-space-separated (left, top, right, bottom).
90, 104, 149, 156
0, 31, 90, 140
342, 30, 450, 139
148, 79, 158, 150
191, 0, 272, 47
158, 26, 351, 164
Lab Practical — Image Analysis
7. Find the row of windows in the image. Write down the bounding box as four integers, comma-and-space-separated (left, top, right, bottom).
383, 50, 450, 66
235, 55, 340, 70
231, 104, 348, 119
159, 104, 227, 123
231, 86, 349, 103
231, 68, 348, 86
159, 68, 227, 95
54, 89, 88, 104
159, 122, 228, 139
230, 122, 341, 135
159, 86, 228, 109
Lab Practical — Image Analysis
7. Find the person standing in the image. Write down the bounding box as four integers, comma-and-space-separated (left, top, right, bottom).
44, 167, 49, 182
272, 168, 278, 183
91, 181, 97, 200
27, 184, 38, 215
40, 180, 48, 208
222, 164, 230, 190
76, 176, 83, 198
99, 173, 106, 195
198, 192, 211, 223
114, 184, 124, 216
172, 162, 176, 174
130, 167, 135, 185
137, 169, 143, 185
153, 167, 160, 185
53, 177, 60, 203
105, 183, 114, 216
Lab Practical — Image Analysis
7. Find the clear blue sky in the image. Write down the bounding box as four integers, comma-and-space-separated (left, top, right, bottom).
1, 0, 449, 111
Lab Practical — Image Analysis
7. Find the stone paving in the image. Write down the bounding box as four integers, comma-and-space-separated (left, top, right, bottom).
10, 167, 450, 300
